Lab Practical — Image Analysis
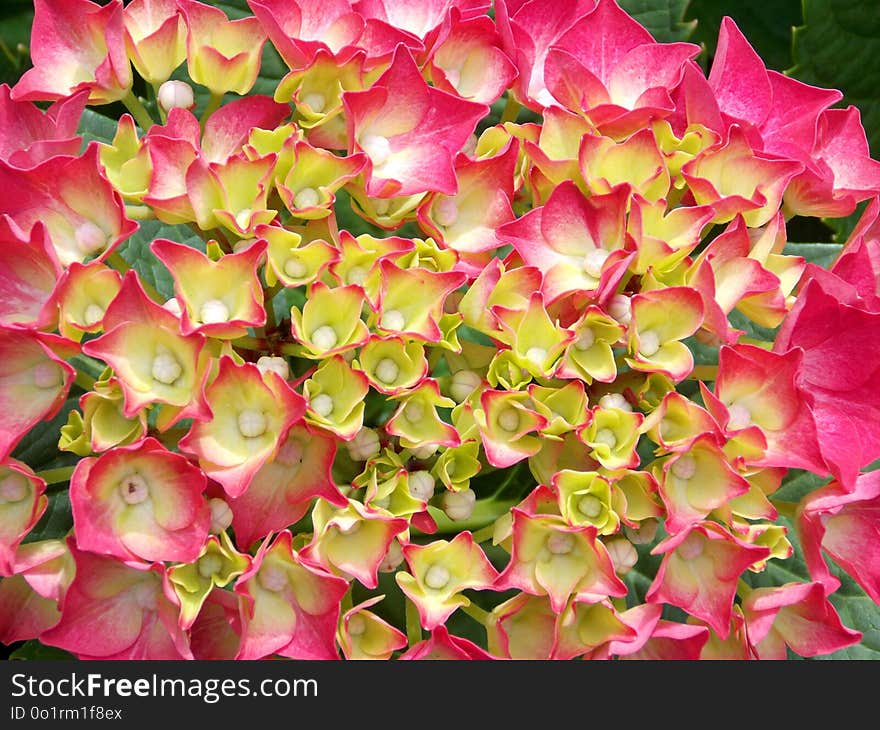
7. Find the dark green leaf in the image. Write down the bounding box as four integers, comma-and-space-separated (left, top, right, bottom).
792, 0, 880, 155
23, 490, 73, 544
8, 640, 75, 661
782, 242, 843, 269
117, 220, 206, 300
11, 397, 79, 469
685, 0, 802, 72
77, 108, 119, 147
619, 0, 696, 43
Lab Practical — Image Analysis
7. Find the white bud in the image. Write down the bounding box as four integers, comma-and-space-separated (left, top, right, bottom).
293, 187, 320, 209
408, 471, 435, 502
524, 346, 548, 367
638, 330, 661, 358
198, 553, 224, 579
310, 393, 334, 418
404, 401, 425, 423
32, 362, 63, 389
256, 356, 290, 381
574, 328, 595, 351
497, 407, 520, 433
608, 294, 631, 326
83, 303, 105, 326
162, 298, 183, 317
578, 495, 603, 519
283, 257, 308, 279
594, 428, 617, 449
158, 80, 194, 112
0, 473, 29, 504
441, 489, 475, 521
311, 325, 338, 351
598, 393, 631, 412
378, 540, 404, 572
424, 564, 451, 590
302, 92, 326, 113
346, 265, 368, 286
361, 134, 391, 166
450, 369, 482, 402
380, 309, 406, 332
624, 519, 658, 545
347, 428, 380, 461
208, 498, 233, 534
347, 613, 367, 636
409, 443, 437, 460
238, 409, 268, 438
546, 532, 575, 555
200, 299, 229, 325
374, 358, 400, 385
151, 351, 183, 385
605, 537, 638, 575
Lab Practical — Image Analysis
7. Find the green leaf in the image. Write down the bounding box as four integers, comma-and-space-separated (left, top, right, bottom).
22, 490, 73, 544
117, 219, 206, 300
8, 640, 75, 661
618, 0, 697, 43
792, 0, 880, 156
11, 397, 79, 470
685, 0, 802, 72
77, 108, 119, 147
782, 242, 843, 269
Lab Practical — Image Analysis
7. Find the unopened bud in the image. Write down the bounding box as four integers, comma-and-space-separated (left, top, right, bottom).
256, 356, 290, 381
378, 539, 404, 572
624, 519, 658, 545
347, 427, 380, 461
605, 537, 638, 574
441, 489, 476, 521
158, 80, 195, 112
208, 498, 233, 534
450, 369, 482, 403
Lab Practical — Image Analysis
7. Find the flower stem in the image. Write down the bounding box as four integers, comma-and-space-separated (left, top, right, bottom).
36, 466, 76, 486
405, 599, 422, 647
74, 369, 95, 392
122, 90, 156, 131
500, 95, 521, 124
425, 498, 519, 535
686, 365, 718, 382
461, 602, 490, 625
470, 523, 496, 544
232, 335, 270, 351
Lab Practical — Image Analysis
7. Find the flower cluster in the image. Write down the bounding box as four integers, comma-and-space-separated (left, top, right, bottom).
1, 0, 879, 660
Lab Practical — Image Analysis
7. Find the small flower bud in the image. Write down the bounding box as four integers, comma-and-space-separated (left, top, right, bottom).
208, 498, 233, 534
450, 369, 482, 403
256, 356, 290, 381
158, 80, 195, 112
598, 393, 631, 412
378, 539, 404, 572
347, 427, 380, 461
442, 489, 476, 521
624, 519, 658, 545
408, 471, 435, 502
606, 538, 638, 575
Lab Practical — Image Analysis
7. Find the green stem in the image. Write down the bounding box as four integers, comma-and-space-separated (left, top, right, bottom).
461, 602, 489, 625
500, 95, 522, 124
36, 466, 76, 486
74, 369, 95, 392
232, 335, 270, 352
200, 93, 225, 131
151, 82, 168, 124
124, 205, 156, 221
470, 524, 496, 545
424, 498, 519, 535
122, 90, 156, 131
405, 599, 423, 647
686, 365, 718, 382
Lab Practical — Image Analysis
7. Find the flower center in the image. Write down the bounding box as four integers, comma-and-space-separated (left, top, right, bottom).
594, 428, 617, 449
198, 553, 224, 579
151, 351, 183, 385
32, 362, 63, 389
583, 248, 610, 279
727, 403, 752, 430
671, 454, 697, 480
235, 209, 253, 231
574, 328, 595, 351
283, 257, 308, 279
497, 407, 520, 433
275, 438, 303, 468
638, 330, 661, 358
346, 265, 368, 286
361, 134, 391, 166
524, 347, 547, 366
293, 187, 320, 209
256, 356, 289, 380
598, 393, 632, 412
83, 303, 105, 326
119, 473, 149, 505
310, 393, 334, 418
424, 564, 451, 590
347, 613, 367, 636
546, 532, 575, 555
238, 409, 268, 438
257, 564, 288, 592
374, 358, 400, 384
380, 309, 406, 331
433, 198, 459, 227
200, 299, 230, 325
0, 473, 29, 503
578, 495, 603, 519
404, 401, 425, 422
302, 92, 325, 113
311, 325, 338, 351
74, 221, 106, 254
